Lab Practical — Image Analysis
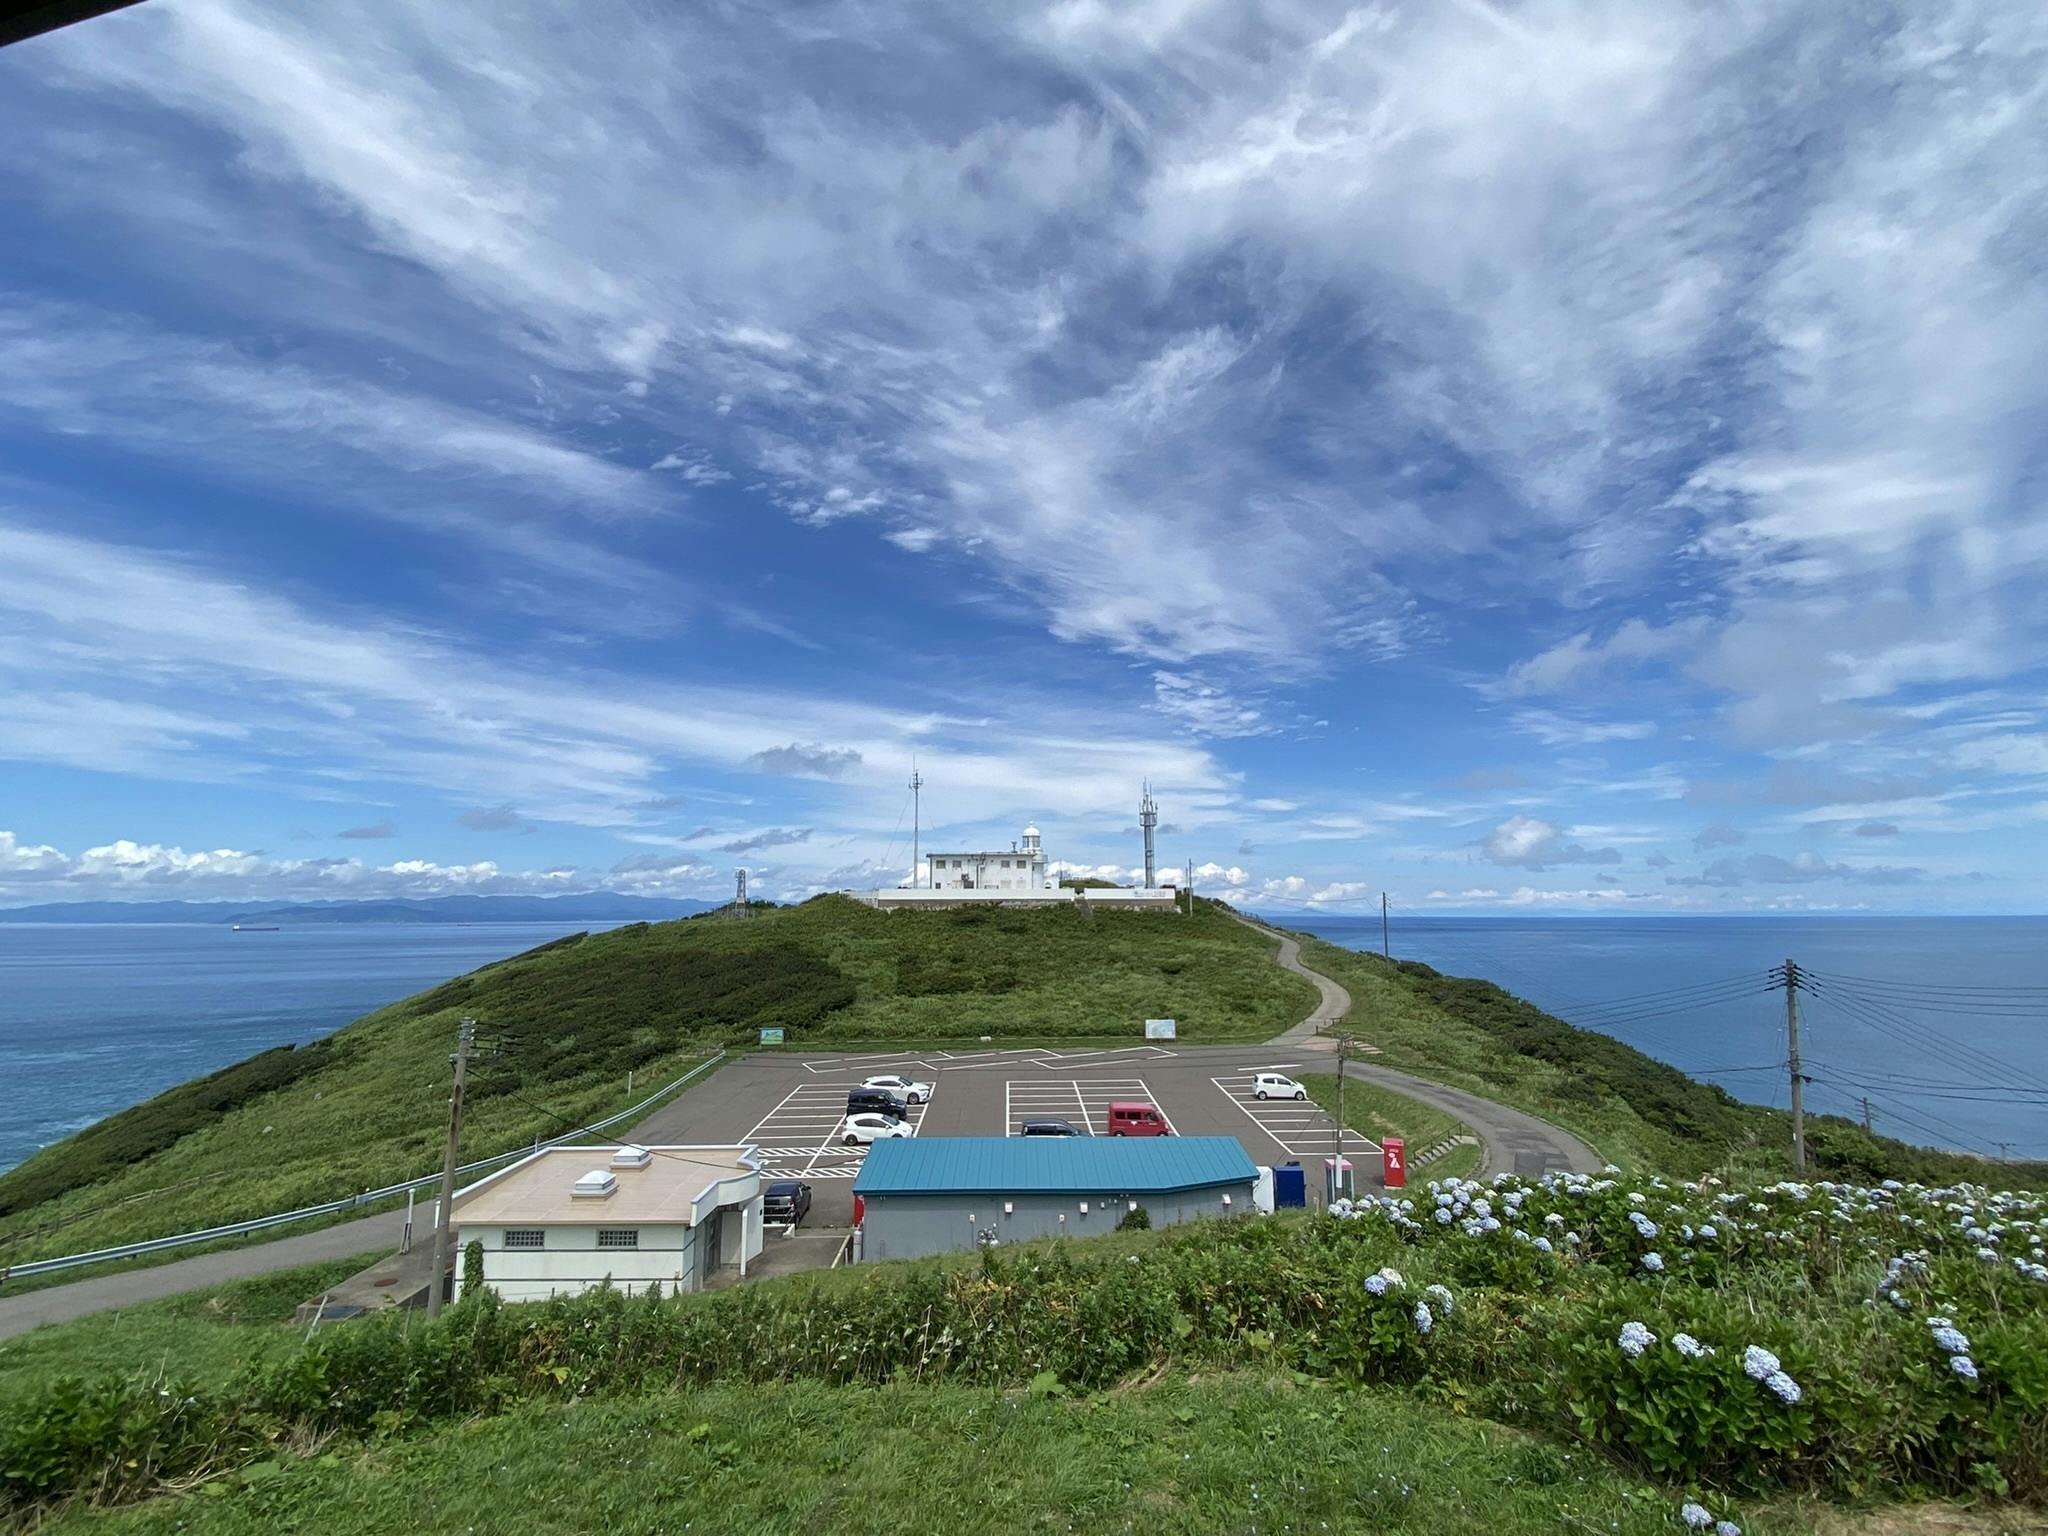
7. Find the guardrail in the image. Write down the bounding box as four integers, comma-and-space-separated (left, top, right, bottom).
3, 1051, 728, 1283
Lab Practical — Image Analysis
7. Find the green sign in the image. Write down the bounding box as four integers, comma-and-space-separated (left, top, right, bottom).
759, 1027, 785, 1045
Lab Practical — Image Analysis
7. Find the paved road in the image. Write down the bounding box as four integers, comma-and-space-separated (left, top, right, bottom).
1233, 914, 1351, 1043
0, 1211, 406, 1340
1339, 1059, 1600, 1178
1237, 914, 1601, 1177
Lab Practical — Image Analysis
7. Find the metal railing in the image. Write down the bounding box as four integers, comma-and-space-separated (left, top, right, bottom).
3, 1052, 727, 1283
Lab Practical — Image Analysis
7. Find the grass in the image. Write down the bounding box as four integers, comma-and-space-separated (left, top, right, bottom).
37, 1371, 1803, 1536
0, 1253, 387, 1398
0, 897, 1312, 1267
1297, 1072, 1482, 1184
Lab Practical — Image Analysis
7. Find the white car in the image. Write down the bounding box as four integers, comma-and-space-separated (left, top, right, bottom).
842, 1112, 916, 1145
1253, 1072, 1308, 1101
860, 1073, 932, 1104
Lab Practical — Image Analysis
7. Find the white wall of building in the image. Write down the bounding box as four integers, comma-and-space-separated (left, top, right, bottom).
455, 1196, 765, 1304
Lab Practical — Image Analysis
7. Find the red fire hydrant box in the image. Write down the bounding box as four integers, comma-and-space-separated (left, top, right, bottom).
1381, 1137, 1406, 1189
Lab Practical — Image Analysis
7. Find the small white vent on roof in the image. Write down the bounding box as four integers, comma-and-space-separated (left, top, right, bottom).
611, 1145, 652, 1170
572, 1169, 618, 1199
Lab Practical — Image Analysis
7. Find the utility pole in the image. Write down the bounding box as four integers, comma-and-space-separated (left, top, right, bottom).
1861, 1097, 1873, 1135
909, 764, 924, 887
1331, 1031, 1350, 1206
1185, 858, 1193, 917
426, 1017, 476, 1320
1381, 892, 1389, 959
1783, 959, 1805, 1174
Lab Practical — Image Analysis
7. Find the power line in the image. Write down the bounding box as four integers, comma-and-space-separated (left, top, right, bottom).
1801, 1074, 2000, 1157
1801, 978, 2048, 1096
1799, 968, 2048, 998
1559, 972, 1779, 1015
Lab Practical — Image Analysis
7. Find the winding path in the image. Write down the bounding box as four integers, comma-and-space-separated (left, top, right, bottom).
1231, 912, 1601, 1179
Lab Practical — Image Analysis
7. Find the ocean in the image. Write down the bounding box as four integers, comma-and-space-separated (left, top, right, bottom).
1285, 914, 2048, 1161
0, 922, 621, 1174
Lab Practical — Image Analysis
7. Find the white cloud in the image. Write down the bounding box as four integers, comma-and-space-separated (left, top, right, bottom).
1482, 815, 1620, 870
0, 521, 1229, 830
1510, 711, 1657, 748
1150, 671, 1270, 738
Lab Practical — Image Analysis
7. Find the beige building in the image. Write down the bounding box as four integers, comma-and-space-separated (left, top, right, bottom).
449, 1144, 764, 1303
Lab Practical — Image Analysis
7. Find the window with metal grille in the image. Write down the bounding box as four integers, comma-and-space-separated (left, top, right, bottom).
503, 1229, 545, 1250
597, 1229, 640, 1250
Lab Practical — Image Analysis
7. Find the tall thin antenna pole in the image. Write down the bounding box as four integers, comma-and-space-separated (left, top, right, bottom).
1381, 892, 1389, 959
1185, 857, 1193, 917
909, 763, 924, 887
1139, 782, 1158, 890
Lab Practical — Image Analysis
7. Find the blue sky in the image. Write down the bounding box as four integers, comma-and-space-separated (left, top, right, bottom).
1, 0, 2045, 915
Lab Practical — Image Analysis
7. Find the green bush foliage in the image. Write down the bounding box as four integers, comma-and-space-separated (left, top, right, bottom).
7, 1169, 2044, 1521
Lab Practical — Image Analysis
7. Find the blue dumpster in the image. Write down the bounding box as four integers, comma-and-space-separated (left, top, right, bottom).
1272, 1162, 1307, 1209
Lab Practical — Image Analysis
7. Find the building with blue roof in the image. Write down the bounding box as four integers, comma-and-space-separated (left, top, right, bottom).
853, 1136, 1258, 1260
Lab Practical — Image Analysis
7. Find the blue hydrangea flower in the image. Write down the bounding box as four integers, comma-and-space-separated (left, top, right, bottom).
1951, 1355, 1979, 1381
1365, 1273, 1390, 1297
1673, 1333, 1711, 1360
1435, 1208, 1452, 1225
1742, 1345, 1780, 1380
1642, 1252, 1665, 1273
1618, 1321, 1656, 1358
1414, 1301, 1434, 1335
1931, 1325, 1970, 1355
1424, 1283, 1454, 1316
1764, 1370, 1802, 1404
1716, 1522, 1742, 1536
1680, 1503, 1712, 1531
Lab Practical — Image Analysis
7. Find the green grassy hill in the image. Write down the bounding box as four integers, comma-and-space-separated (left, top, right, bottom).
0, 897, 1314, 1264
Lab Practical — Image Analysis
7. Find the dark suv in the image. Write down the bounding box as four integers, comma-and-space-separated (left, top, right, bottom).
846, 1088, 910, 1120
763, 1181, 812, 1226
1020, 1119, 1084, 1137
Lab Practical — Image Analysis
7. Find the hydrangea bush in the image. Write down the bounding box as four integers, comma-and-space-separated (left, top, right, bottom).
1326, 1169, 2048, 1494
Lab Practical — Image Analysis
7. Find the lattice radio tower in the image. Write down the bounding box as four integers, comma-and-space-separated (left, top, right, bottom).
909, 763, 925, 887
1139, 781, 1158, 889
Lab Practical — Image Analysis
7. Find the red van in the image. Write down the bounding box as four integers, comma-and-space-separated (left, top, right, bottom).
1106, 1101, 1171, 1137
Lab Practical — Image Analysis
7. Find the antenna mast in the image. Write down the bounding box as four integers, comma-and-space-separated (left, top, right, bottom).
909, 763, 924, 887
1139, 782, 1159, 889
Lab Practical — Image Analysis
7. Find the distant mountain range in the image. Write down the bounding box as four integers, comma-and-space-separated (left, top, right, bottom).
0, 894, 722, 925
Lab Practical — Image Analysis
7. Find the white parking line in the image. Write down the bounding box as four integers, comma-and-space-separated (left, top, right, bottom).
1131, 1078, 1178, 1135
1073, 1080, 1093, 1133
1209, 1074, 1381, 1158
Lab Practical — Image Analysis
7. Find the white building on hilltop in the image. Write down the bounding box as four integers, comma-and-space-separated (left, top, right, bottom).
861, 820, 1177, 911
927, 823, 1048, 892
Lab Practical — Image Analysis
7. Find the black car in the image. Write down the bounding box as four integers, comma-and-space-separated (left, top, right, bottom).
1020, 1118, 1085, 1137
846, 1088, 911, 1119
763, 1181, 812, 1226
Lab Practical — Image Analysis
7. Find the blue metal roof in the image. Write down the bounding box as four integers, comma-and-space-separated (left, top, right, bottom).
853, 1136, 1257, 1196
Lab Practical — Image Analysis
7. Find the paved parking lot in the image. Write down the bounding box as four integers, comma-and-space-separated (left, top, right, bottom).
738, 1073, 939, 1181
1001, 1077, 1179, 1136
1207, 1069, 1379, 1163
